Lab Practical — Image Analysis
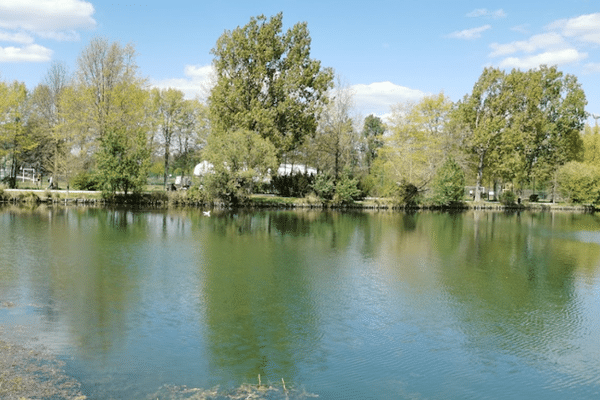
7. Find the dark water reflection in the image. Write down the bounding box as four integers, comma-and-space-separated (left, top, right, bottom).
0, 206, 599, 399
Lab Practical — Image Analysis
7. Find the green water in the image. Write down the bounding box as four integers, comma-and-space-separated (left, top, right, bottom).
0, 206, 599, 399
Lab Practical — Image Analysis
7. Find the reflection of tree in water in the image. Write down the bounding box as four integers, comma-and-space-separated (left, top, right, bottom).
44, 208, 147, 357
430, 211, 600, 369
201, 211, 354, 386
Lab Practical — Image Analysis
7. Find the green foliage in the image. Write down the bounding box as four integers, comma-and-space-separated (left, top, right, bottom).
71, 171, 100, 190
394, 180, 420, 207
204, 129, 278, 205
311, 173, 335, 200
271, 173, 315, 197
95, 128, 150, 196
384, 92, 457, 191
431, 157, 466, 206
362, 114, 385, 172
557, 161, 600, 204
209, 12, 333, 154
332, 171, 362, 204
499, 190, 516, 205
455, 66, 587, 201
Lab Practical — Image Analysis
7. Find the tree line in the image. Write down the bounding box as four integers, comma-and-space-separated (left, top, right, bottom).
0, 13, 596, 205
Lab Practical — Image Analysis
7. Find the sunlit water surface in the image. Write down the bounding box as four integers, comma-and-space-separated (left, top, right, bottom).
1, 206, 599, 399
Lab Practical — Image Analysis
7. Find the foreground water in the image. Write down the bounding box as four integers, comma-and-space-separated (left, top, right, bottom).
0, 206, 599, 399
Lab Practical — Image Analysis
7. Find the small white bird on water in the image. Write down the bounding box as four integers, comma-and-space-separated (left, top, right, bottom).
203, 210, 211, 217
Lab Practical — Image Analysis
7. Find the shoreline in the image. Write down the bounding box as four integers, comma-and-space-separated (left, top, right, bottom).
0, 189, 595, 212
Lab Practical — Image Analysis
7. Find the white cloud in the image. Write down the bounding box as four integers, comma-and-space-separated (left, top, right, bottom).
0, 30, 34, 44
499, 49, 587, 69
0, 44, 52, 62
490, 32, 567, 57
351, 81, 426, 116
548, 13, 600, 44
152, 64, 215, 100
0, 0, 95, 32
447, 25, 491, 40
466, 8, 506, 19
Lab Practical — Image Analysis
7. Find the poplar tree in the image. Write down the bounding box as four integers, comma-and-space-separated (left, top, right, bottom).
209, 13, 333, 155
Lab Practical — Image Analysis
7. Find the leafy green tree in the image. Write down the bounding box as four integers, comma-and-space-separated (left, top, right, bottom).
583, 123, 600, 168
382, 91, 456, 195
456, 66, 587, 201
209, 13, 333, 155
455, 68, 508, 202
431, 157, 466, 206
362, 114, 385, 173
70, 37, 148, 163
95, 128, 150, 196
150, 87, 190, 190
308, 80, 359, 183
29, 61, 72, 184
500, 66, 586, 197
557, 161, 600, 204
0, 80, 37, 188
204, 129, 278, 205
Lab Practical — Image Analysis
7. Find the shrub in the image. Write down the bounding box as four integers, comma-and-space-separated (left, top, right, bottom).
557, 161, 600, 204
312, 173, 335, 200
529, 194, 539, 202
332, 172, 362, 205
72, 171, 101, 190
431, 157, 466, 206
499, 190, 516, 205
395, 180, 420, 207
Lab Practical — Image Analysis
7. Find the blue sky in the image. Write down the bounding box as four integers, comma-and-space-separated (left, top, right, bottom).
1, 0, 599, 122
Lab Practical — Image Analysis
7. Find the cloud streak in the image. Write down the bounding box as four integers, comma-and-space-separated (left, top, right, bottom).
447, 25, 491, 40
466, 9, 506, 19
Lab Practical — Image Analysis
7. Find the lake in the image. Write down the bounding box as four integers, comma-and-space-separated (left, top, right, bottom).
1, 206, 599, 399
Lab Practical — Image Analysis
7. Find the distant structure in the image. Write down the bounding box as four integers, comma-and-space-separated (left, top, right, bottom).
193, 161, 316, 178
593, 113, 600, 127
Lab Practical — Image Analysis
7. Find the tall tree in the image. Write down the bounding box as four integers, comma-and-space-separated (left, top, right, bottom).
209, 13, 333, 155
0, 80, 36, 187
150, 87, 189, 190
455, 68, 509, 201
361, 114, 385, 173
308, 80, 358, 183
72, 37, 147, 148
384, 91, 456, 191
30, 61, 71, 184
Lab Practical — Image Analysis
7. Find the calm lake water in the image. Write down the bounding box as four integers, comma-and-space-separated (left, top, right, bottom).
1, 206, 599, 399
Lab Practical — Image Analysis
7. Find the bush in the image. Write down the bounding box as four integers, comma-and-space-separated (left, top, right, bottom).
557, 161, 600, 204
395, 180, 420, 206
271, 172, 315, 197
529, 194, 539, 202
72, 171, 101, 190
431, 157, 466, 206
312, 173, 335, 200
332, 172, 362, 204
499, 190, 516, 205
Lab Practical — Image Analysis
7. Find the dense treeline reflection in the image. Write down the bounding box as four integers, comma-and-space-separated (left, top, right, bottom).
1, 206, 599, 399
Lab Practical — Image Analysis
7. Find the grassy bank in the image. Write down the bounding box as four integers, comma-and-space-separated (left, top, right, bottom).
0, 188, 595, 212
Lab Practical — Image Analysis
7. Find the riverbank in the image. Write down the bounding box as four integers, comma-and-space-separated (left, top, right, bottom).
0, 188, 596, 212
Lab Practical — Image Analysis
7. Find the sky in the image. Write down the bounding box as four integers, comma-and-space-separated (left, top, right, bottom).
1, 0, 599, 123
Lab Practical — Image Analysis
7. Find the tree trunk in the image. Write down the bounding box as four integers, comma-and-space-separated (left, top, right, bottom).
474, 151, 485, 202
